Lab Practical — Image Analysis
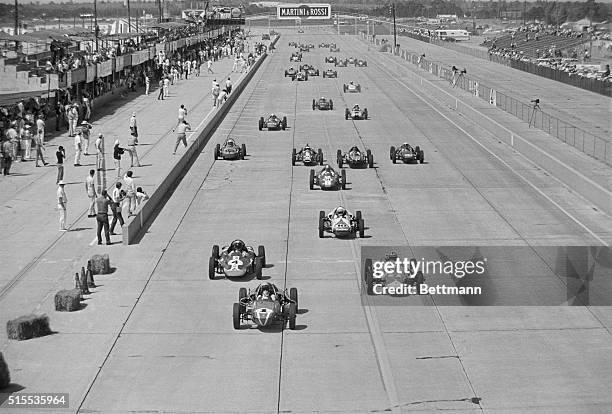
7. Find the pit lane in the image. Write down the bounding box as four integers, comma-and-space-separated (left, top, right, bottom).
74, 30, 612, 413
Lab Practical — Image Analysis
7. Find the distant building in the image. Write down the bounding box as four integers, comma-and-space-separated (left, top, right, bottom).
500, 10, 522, 20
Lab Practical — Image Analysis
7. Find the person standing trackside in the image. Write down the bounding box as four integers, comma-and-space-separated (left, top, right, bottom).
81, 121, 92, 155
127, 132, 141, 167
163, 76, 170, 98
177, 104, 187, 127
172, 119, 191, 155
86, 169, 97, 217
56, 146, 65, 184
95, 190, 112, 245
113, 140, 125, 179
34, 129, 48, 167
129, 112, 138, 137
57, 181, 68, 231
207, 58, 213, 74
157, 78, 164, 100
145, 74, 150, 95
123, 170, 137, 215
36, 114, 45, 145
225, 77, 232, 95
110, 182, 125, 235
74, 130, 83, 166
212, 81, 220, 107
95, 133, 104, 171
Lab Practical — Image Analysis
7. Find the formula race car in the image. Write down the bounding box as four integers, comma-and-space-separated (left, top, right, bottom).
284, 67, 298, 77
300, 64, 320, 76
390, 143, 424, 164
319, 42, 330, 48
318, 206, 364, 238
259, 114, 288, 130
293, 71, 309, 81
312, 97, 333, 110
330, 46, 340, 52
363, 252, 425, 295
355, 59, 368, 67
262, 33, 270, 40
307, 43, 315, 49
214, 137, 247, 160
348, 57, 356, 64
290, 53, 302, 62
299, 45, 309, 52
322, 69, 338, 78
288, 41, 297, 47
297, 28, 304, 33
343, 82, 361, 93
292, 145, 324, 166
233, 282, 298, 330
209, 240, 266, 280
345, 105, 368, 120
337, 146, 374, 168
325, 56, 337, 64
310, 165, 347, 190
335, 59, 348, 67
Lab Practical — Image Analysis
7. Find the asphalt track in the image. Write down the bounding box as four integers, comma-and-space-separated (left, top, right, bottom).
1, 29, 612, 413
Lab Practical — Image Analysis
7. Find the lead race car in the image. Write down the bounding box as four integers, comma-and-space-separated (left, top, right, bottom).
284, 67, 298, 78
330, 45, 340, 52
318, 206, 364, 238
319, 42, 330, 48
363, 252, 425, 295
343, 82, 361, 93
312, 96, 333, 110
322, 69, 338, 78
347, 57, 357, 64
293, 71, 309, 81
337, 146, 374, 168
259, 113, 287, 130
310, 164, 347, 190
290, 52, 302, 62
390, 143, 425, 164
325, 56, 337, 64
345, 104, 368, 120
292, 144, 324, 166
233, 282, 298, 330
335, 59, 348, 67
209, 240, 266, 280
355, 59, 368, 67
214, 137, 247, 160
300, 64, 320, 76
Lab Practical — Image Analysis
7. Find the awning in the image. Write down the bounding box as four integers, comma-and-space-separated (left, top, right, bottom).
0, 90, 55, 107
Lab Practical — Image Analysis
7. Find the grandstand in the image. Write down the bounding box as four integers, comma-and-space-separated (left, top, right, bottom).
482, 32, 588, 59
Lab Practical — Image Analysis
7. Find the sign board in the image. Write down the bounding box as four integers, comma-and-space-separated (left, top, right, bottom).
277, 4, 331, 20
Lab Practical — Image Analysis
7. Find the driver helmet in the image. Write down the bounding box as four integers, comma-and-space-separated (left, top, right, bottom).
321, 96, 325, 100
349, 81, 354, 85
270, 113, 276, 118
230, 240, 245, 251
260, 282, 272, 294
324, 164, 332, 172
403, 142, 409, 147
385, 251, 398, 261
227, 139, 235, 146
335, 206, 347, 216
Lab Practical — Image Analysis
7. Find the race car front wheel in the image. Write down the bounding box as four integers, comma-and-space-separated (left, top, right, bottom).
233, 303, 242, 329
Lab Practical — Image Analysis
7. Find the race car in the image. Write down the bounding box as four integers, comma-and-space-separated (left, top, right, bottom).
363, 252, 425, 295
345, 105, 368, 120
300, 64, 320, 76
262, 33, 270, 40
335, 59, 348, 67
297, 28, 304, 33
292, 145, 324, 166
284, 67, 298, 77
288, 41, 297, 47
214, 137, 247, 160
390, 143, 425, 164
337, 146, 374, 168
312, 97, 333, 110
330, 46, 340, 52
343, 82, 361, 93
318, 206, 364, 238
325, 56, 337, 64
348, 57, 356, 64
322, 69, 338, 78
310, 165, 347, 190
293, 71, 309, 81
319, 42, 330, 48
209, 240, 266, 280
233, 282, 298, 330
259, 114, 288, 130
290, 53, 302, 62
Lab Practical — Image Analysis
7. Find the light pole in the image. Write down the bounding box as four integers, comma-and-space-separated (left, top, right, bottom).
391, 2, 397, 51
127, 0, 132, 33
94, 0, 99, 51
14, 0, 18, 35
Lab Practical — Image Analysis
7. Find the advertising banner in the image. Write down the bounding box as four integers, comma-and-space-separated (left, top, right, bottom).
277, 4, 331, 20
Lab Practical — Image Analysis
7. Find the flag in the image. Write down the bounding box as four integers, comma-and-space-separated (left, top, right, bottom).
489, 88, 496, 106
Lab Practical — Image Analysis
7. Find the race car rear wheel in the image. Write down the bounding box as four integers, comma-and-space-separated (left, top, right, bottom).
364, 109, 368, 119
288, 303, 297, 330
208, 257, 216, 280
357, 85, 361, 93
309, 169, 315, 190
290, 287, 298, 310
317, 149, 324, 165
414, 272, 425, 295
255, 258, 263, 280
312, 99, 316, 110
258, 117, 264, 131
318, 210, 325, 238
239, 287, 247, 302
345, 109, 349, 120
214, 144, 220, 160
343, 84, 347, 92
390, 146, 395, 161
282, 117, 287, 130
341, 169, 347, 190
323, 72, 327, 78
419, 150, 425, 164
258, 245, 266, 267
329, 100, 333, 110
212, 245, 220, 260
241, 144, 247, 159
337, 149, 343, 168
367, 150, 374, 168
356, 210, 362, 221
233, 303, 242, 329
358, 219, 365, 238
292, 148, 297, 165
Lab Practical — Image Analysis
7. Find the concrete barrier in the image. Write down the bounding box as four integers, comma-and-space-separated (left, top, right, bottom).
122, 35, 280, 245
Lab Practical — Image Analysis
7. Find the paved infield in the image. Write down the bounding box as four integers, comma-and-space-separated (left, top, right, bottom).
1, 29, 612, 413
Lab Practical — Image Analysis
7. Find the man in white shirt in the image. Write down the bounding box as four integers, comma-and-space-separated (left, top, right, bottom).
85, 169, 97, 217
95, 133, 104, 171
57, 181, 68, 231
123, 170, 137, 215
74, 131, 83, 166
177, 104, 187, 127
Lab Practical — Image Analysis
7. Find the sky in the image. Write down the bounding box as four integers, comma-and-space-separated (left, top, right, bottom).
0, 0, 611, 5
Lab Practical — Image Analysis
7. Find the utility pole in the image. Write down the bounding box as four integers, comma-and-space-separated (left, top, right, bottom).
522, 0, 526, 25
14, 0, 18, 35
127, 0, 132, 33
94, 0, 99, 51
391, 2, 397, 51
158, 0, 163, 23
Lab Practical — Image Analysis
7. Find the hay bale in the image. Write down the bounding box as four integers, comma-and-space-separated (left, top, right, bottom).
0, 352, 9, 388
54, 289, 82, 312
90, 254, 111, 275
6, 314, 52, 341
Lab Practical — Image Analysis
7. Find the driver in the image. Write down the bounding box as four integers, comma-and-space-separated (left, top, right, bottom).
349, 146, 360, 154
323, 164, 336, 176
258, 283, 277, 300
331, 206, 348, 219
401, 142, 411, 150
269, 113, 278, 122
227, 239, 247, 255
226, 139, 235, 146
352, 104, 360, 111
